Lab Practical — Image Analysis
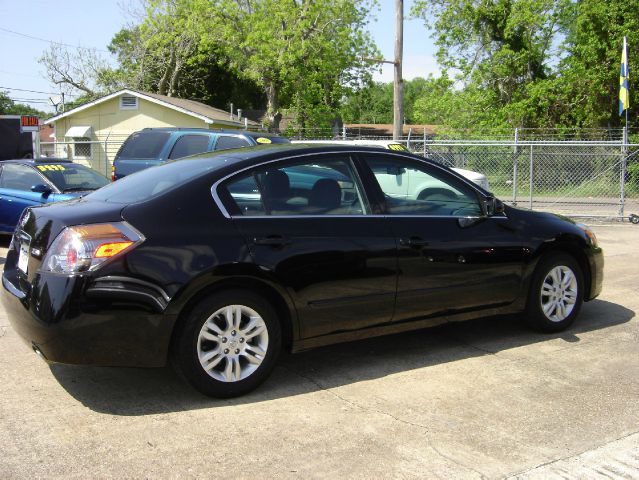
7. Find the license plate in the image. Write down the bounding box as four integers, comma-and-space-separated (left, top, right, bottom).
17, 236, 31, 274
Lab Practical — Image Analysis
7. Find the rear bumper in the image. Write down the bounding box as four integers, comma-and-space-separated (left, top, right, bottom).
1, 268, 176, 367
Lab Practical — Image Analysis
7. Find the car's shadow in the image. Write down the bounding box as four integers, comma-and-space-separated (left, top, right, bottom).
48, 298, 634, 415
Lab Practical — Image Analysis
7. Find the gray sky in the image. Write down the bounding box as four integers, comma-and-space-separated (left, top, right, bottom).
0, 0, 439, 113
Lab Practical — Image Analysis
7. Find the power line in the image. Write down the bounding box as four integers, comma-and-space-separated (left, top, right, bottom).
0, 86, 80, 97
0, 27, 111, 53
0, 86, 58, 95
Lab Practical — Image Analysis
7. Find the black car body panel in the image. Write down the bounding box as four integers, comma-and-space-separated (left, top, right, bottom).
1, 145, 603, 367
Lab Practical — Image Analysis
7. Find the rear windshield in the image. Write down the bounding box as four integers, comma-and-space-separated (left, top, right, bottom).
38, 163, 109, 192
85, 157, 219, 204
116, 131, 171, 160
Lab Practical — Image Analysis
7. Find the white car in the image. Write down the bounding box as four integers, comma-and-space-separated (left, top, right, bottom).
292, 140, 491, 195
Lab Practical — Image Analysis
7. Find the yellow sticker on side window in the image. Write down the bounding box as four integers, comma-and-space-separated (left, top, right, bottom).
388, 144, 408, 151
256, 137, 272, 144
37, 164, 66, 171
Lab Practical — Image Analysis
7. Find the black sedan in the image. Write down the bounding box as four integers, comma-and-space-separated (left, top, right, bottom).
1, 145, 603, 397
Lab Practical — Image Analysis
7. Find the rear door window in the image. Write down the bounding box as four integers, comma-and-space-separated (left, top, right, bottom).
222, 156, 367, 216
116, 131, 171, 160
168, 134, 212, 159
215, 136, 251, 151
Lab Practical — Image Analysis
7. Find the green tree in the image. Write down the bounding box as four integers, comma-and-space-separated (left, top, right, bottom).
411, 0, 572, 127
0, 91, 48, 117
557, 0, 639, 127
192, 0, 379, 130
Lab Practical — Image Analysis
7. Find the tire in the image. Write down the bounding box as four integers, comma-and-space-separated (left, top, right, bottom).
172, 290, 282, 398
525, 253, 584, 333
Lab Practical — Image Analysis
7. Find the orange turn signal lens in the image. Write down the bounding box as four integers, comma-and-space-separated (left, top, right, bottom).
94, 241, 134, 258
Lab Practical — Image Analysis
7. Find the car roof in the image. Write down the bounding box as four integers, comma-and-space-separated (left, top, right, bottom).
139, 127, 287, 138
184, 143, 428, 176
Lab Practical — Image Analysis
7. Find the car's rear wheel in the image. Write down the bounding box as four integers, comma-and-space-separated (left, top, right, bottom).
526, 253, 584, 332
173, 290, 281, 398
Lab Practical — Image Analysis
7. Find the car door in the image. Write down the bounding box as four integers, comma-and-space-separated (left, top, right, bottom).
218, 153, 398, 339
0, 164, 50, 233
357, 153, 529, 321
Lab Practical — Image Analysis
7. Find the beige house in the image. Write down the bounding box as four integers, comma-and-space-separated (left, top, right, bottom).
44, 89, 260, 176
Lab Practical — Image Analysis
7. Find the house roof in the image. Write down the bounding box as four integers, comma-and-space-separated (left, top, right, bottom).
44, 89, 260, 128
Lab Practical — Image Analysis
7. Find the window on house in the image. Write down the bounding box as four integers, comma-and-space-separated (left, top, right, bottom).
73, 137, 92, 158
120, 95, 138, 110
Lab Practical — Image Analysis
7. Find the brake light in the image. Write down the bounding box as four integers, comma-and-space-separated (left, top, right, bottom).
111, 164, 116, 182
41, 222, 144, 273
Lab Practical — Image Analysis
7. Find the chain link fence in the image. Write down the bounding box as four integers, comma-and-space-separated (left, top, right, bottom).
39, 134, 130, 179
39, 128, 639, 222
290, 127, 639, 222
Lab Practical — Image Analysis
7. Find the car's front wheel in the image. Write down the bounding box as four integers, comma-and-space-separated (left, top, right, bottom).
173, 290, 281, 398
526, 253, 584, 332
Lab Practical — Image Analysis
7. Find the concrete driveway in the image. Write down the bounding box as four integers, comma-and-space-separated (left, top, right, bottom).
0, 225, 637, 479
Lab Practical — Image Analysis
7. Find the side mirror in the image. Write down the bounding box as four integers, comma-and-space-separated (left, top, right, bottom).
484, 197, 505, 216
31, 184, 53, 197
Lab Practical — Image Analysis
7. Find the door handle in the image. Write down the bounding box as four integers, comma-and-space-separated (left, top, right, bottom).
400, 237, 429, 247
253, 235, 291, 247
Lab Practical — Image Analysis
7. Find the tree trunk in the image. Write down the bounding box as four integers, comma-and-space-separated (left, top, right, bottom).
158, 49, 176, 96
265, 82, 281, 132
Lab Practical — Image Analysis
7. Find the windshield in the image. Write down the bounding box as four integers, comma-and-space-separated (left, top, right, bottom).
116, 131, 171, 159
86, 157, 219, 204
37, 163, 109, 191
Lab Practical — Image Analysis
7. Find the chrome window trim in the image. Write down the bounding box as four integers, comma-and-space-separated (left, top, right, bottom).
210, 149, 493, 219
230, 214, 509, 220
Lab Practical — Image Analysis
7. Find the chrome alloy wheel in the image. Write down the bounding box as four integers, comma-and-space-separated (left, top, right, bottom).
539, 265, 578, 322
197, 305, 269, 382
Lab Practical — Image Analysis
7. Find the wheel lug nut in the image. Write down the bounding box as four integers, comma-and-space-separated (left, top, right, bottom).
235, 349, 240, 354
231, 330, 236, 336
224, 349, 229, 354
221, 337, 227, 343
239, 338, 244, 343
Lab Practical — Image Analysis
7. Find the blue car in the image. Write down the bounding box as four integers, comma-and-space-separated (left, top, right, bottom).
0, 159, 109, 235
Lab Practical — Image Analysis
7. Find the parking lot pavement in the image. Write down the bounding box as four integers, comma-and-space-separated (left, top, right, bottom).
0, 224, 637, 479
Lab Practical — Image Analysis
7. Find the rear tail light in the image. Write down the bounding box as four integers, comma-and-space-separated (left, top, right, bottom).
41, 222, 144, 274
111, 165, 116, 182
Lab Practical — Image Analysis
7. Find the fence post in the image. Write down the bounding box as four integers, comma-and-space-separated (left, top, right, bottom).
529, 144, 534, 210
512, 128, 519, 205
423, 128, 426, 157
104, 131, 112, 178
342, 125, 346, 140
407, 128, 412, 151
619, 126, 628, 218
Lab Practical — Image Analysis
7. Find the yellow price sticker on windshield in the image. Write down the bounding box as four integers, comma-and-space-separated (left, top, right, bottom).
256, 137, 272, 144
37, 165, 66, 171
388, 144, 408, 151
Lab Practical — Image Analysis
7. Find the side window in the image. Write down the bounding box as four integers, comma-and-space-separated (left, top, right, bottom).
0, 164, 45, 191
363, 155, 482, 217
168, 135, 211, 159
222, 157, 366, 216
215, 136, 251, 151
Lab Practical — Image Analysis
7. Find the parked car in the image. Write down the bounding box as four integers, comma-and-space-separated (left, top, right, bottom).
112, 128, 290, 180
0, 159, 109, 235
293, 139, 491, 191
1, 144, 603, 398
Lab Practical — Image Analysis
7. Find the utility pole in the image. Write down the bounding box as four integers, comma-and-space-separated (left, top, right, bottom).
393, 0, 404, 140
